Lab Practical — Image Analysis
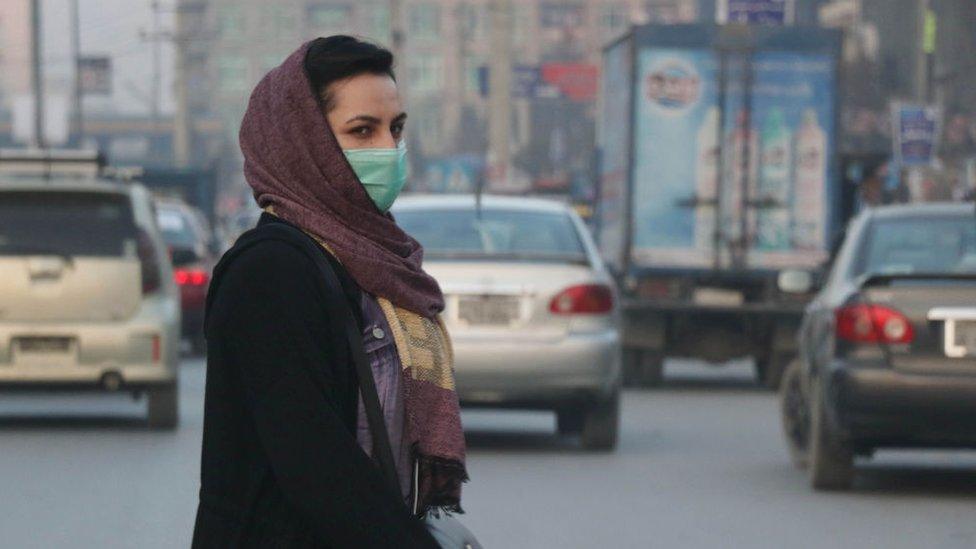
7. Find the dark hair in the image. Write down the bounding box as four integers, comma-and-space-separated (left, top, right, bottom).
304, 35, 396, 112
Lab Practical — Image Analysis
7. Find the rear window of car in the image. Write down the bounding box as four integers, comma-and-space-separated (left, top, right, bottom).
396, 208, 587, 263
0, 191, 137, 257
157, 207, 200, 249
854, 214, 976, 277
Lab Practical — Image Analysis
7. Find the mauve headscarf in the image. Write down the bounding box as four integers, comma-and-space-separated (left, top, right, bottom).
239, 40, 444, 318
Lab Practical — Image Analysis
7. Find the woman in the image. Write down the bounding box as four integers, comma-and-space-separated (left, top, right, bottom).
191, 36, 467, 548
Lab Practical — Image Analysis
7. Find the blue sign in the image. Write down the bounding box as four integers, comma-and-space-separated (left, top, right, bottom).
723, 0, 792, 25
892, 103, 942, 167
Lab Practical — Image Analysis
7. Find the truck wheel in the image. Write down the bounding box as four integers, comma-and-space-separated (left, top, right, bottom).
148, 382, 179, 430
808, 376, 854, 490
556, 408, 584, 435
779, 360, 810, 470
581, 391, 620, 451
636, 351, 664, 387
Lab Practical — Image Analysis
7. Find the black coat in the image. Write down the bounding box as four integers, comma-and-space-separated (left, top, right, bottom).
191, 214, 439, 548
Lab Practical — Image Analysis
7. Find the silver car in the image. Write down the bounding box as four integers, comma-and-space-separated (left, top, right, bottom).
394, 195, 622, 449
0, 178, 181, 428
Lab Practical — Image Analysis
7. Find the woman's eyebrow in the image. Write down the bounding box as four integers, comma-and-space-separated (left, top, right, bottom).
393, 113, 408, 123
345, 115, 382, 125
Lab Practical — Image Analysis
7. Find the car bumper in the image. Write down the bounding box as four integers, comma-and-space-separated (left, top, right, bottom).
827, 365, 976, 446
0, 316, 179, 390
452, 329, 621, 408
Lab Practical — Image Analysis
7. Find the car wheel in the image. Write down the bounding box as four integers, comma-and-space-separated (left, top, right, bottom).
779, 360, 810, 470
581, 391, 620, 451
557, 409, 584, 435
808, 376, 854, 490
148, 382, 179, 430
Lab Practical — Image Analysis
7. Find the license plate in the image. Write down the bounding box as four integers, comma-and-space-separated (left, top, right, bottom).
458, 296, 520, 326
692, 287, 744, 307
951, 320, 976, 357
17, 337, 72, 353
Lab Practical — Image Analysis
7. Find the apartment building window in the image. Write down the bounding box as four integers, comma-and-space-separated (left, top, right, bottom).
464, 56, 486, 94
409, 3, 441, 41
217, 55, 248, 94
308, 4, 351, 36
407, 53, 444, 94
539, 2, 584, 29
513, 3, 532, 45
262, 5, 297, 38
459, 4, 486, 41
602, 3, 630, 31
366, 4, 391, 42
217, 5, 245, 37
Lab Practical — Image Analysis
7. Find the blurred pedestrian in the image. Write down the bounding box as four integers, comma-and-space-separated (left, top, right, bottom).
192, 36, 467, 548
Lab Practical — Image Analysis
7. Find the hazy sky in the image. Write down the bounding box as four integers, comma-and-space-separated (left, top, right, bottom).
29, 0, 176, 116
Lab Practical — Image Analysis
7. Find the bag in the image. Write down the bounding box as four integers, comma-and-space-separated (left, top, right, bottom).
275, 222, 482, 549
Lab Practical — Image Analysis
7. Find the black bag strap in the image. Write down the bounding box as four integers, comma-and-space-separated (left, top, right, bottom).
221, 222, 405, 503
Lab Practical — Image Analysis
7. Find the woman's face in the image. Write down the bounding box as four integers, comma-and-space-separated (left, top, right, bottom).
324, 73, 406, 151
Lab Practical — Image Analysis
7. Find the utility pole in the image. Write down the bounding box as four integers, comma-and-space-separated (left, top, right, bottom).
389, 0, 404, 61
173, 0, 191, 168
30, 0, 46, 149
488, 0, 512, 191
71, 0, 84, 146
151, 0, 162, 133
913, 0, 931, 103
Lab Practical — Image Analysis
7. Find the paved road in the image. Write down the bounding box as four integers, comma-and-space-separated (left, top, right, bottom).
1, 358, 975, 548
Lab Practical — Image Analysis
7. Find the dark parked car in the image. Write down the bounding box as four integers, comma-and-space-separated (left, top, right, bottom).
780, 203, 976, 490
156, 199, 215, 355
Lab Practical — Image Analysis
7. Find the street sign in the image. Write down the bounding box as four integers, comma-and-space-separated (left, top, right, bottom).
479, 64, 599, 102
717, 0, 794, 25
891, 102, 942, 167
78, 56, 112, 95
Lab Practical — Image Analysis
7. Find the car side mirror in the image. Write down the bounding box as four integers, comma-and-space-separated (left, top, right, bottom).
778, 269, 814, 294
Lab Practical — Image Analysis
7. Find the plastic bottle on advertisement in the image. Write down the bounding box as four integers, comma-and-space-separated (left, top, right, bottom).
757, 109, 792, 250
695, 107, 720, 253
792, 109, 827, 250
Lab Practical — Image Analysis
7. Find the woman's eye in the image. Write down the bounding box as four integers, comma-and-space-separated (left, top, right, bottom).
391, 124, 404, 138
352, 126, 372, 138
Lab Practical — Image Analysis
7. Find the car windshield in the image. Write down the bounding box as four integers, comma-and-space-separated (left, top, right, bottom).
0, 191, 137, 257
157, 207, 199, 250
396, 207, 587, 263
855, 214, 976, 277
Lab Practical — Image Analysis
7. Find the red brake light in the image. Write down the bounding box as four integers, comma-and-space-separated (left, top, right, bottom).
835, 304, 914, 344
174, 268, 209, 287
549, 284, 614, 315
137, 229, 162, 295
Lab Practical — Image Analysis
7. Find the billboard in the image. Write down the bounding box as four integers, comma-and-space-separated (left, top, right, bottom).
630, 47, 835, 269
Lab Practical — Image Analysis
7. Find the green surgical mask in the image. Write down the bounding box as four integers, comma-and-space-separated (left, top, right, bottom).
343, 142, 408, 213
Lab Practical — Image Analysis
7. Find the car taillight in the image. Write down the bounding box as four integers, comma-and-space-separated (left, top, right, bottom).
549, 284, 614, 315
137, 229, 162, 295
174, 268, 209, 287
835, 304, 914, 344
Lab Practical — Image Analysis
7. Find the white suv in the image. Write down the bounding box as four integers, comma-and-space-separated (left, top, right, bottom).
0, 178, 181, 428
